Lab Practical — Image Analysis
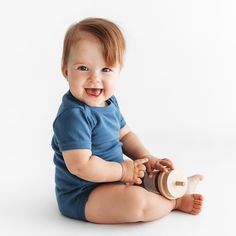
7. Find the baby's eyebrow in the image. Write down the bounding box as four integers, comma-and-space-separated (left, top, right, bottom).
73, 62, 111, 68
73, 62, 88, 66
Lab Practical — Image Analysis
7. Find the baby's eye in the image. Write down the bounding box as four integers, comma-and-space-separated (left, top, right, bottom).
77, 66, 88, 71
102, 67, 112, 72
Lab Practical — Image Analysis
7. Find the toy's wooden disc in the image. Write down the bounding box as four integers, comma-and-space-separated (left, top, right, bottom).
165, 170, 187, 199
157, 172, 174, 199
158, 170, 187, 199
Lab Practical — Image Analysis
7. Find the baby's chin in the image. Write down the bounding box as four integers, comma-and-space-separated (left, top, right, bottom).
71, 90, 106, 107
84, 97, 108, 107
84, 92, 111, 107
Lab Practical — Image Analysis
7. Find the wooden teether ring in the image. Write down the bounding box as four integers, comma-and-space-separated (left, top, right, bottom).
157, 170, 187, 200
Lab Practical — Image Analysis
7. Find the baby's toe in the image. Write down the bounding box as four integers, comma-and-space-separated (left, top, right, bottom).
193, 194, 204, 201
193, 205, 202, 210
191, 208, 201, 215
194, 200, 203, 205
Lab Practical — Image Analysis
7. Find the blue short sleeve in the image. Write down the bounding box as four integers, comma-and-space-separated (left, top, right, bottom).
53, 108, 92, 151
119, 112, 126, 129
109, 96, 126, 129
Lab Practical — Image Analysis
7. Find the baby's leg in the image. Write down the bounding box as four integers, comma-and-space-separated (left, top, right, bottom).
85, 182, 204, 224
85, 183, 176, 224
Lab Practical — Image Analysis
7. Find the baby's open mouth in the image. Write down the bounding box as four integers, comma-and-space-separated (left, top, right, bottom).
85, 88, 103, 97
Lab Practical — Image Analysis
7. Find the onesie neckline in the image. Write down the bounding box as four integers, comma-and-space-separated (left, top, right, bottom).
67, 90, 114, 113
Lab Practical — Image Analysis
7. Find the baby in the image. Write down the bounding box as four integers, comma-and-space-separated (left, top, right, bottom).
51, 17, 204, 224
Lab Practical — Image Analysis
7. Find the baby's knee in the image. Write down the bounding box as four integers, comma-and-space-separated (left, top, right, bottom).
123, 186, 148, 222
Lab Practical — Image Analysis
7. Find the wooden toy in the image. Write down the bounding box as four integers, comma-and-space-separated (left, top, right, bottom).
143, 169, 187, 200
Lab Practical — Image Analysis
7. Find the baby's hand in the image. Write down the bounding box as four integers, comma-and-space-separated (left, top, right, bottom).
144, 155, 174, 178
120, 158, 148, 185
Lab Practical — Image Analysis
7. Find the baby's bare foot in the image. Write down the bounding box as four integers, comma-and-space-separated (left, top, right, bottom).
186, 175, 204, 194
175, 194, 203, 215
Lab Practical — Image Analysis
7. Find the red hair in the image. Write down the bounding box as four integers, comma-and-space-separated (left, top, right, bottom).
62, 18, 126, 68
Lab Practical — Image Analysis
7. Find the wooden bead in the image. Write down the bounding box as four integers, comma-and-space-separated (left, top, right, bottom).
175, 181, 185, 186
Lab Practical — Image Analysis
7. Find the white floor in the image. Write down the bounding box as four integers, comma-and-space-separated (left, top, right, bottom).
1, 142, 235, 236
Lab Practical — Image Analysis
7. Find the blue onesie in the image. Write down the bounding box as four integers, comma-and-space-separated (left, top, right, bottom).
51, 90, 126, 221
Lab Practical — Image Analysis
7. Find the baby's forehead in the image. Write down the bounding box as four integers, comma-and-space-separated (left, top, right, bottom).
69, 40, 115, 67
69, 31, 121, 68
70, 33, 102, 54
70, 37, 103, 57
77, 31, 101, 45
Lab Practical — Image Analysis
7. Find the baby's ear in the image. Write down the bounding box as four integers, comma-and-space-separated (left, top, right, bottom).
61, 64, 68, 80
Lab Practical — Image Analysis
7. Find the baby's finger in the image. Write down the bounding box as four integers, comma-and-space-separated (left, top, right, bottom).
138, 170, 145, 178
154, 160, 168, 172
159, 159, 174, 170
135, 158, 149, 165
134, 177, 142, 185
145, 162, 153, 178
137, 164, 146, 171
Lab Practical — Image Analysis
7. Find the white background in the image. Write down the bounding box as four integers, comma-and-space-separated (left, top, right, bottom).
0, 0, 235, 235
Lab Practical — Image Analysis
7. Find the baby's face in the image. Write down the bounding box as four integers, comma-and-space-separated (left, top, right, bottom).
63, 33, 120, 107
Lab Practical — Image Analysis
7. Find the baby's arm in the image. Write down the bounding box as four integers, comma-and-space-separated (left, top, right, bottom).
120, 125, 174, 178
63, 149, 122, 182
120, 125, 150, 160
63, 149, 148, 184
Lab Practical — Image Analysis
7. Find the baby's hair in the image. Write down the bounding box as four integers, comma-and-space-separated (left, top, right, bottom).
62, 17, 126, 68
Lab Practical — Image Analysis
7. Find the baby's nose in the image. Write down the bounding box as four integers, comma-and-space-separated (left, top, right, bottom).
88, 74, 101, 84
